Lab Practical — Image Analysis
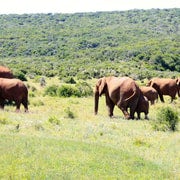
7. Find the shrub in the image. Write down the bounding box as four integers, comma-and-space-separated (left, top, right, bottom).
64, 107, 75, 119
44, 85, 58, 96
57, 85, 80, 97
152, 107, 179, 131
75, 81, 93, 97
45, 83, 93, 97
63, 77, 76, 84
48, 116, 61, 125
13, 70, 27, 81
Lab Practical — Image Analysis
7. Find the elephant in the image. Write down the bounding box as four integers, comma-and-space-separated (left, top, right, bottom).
94, 76, 141, 119
140, 86, 158, 105
147, 78, 180, 103
135, 95, 149, 120
0, 78, 28, 112
0, 66, 13, 78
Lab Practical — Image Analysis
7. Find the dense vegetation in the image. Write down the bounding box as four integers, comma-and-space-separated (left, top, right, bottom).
0, 8, 179, 79
0, 9, 180, 178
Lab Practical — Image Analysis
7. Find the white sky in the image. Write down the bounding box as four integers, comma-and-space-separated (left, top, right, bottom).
0, 0, 179, 14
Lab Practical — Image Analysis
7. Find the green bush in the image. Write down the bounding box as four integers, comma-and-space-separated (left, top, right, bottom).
44, 82, 92, 98
13, 70, 27, 81
44, 85, 58, 97
152, 107, 179, 131
75, 81, 93, 97
63, 77, 76, 84
57, 85, 80, 97
48, 116, 61, 125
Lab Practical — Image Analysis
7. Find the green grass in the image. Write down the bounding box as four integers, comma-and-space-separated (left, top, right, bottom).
0, 135, 174, 179
0, 78, 180, 179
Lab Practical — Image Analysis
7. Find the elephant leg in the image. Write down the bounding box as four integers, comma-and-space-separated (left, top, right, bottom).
0, 98, 5, 109
159, 93, 164, 102
130, 98, 139, 120
119, 106, 130, 119
107, 103, 115, 117
117, 100, 130, 119
151, 100, 154, 105
15, 101, 21, 112
170, 95, 176, 103
105, 95, 114, 117
129, 104, 137, 120
145, 113, 149, 120
22, 98, 28, 112
137, 112, 140, 120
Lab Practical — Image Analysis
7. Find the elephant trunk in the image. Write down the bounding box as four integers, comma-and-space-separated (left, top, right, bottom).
94, 91, 99, 115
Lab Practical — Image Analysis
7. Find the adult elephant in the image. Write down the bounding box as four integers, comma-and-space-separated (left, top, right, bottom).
140, 86, 158, 105
94, 76, 141, 119
147, 78, 180, 103
0, 78, 28, 112
0, 66, 13, 78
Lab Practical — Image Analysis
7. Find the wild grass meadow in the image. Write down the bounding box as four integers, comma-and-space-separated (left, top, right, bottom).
0, 78, 180, 179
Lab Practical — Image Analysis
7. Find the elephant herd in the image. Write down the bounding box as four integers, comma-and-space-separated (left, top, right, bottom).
94, 76, 180, 120
0, 66, 179, 119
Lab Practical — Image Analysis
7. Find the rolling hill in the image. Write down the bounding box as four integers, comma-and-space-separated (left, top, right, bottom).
0, 8, 179, 79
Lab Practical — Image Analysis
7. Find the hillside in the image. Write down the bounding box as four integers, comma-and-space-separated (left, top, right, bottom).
0, 8, 179, 79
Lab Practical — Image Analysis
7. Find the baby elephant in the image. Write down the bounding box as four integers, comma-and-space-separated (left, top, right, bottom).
135, 95, 149, 120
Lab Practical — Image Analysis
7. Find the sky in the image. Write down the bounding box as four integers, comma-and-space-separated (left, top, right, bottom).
0, 0, 179, 14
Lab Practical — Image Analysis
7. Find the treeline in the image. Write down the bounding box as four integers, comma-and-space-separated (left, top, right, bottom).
0, 9, 179, 79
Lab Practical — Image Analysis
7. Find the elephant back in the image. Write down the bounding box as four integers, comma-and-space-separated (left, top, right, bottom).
0, 66, 13, 78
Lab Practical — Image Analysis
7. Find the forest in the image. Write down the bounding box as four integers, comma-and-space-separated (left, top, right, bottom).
0, 8, 179, 80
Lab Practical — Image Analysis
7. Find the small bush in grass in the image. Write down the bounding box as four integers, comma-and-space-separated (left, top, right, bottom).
48, 116, 61, 125
65, 107, 75, 119
152, 107, 179, 131
29, 92, 35, 97
63, 77, 76, 84
57, 85, 80, 97
44, 85, 58, 96
75, 81, 93, 97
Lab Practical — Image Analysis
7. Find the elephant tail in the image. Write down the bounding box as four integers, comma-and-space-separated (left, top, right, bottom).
124, 90, 139, 103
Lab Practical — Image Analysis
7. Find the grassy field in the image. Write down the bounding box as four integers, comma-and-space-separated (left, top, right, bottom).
0, 78, 180, 179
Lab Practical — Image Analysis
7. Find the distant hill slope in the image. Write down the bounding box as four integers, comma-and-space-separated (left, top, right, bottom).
0, 9, 179, 79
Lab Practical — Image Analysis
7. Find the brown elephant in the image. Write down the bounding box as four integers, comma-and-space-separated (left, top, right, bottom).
0, 66, 13, 78
135, 95, 149, 120
147, 78, 180, 103
94, 76, 141, 119
140, 86, 158, 105
0, 78, 28, 112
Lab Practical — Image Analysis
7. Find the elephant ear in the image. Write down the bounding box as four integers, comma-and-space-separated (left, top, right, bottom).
97, 77, 107, 96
